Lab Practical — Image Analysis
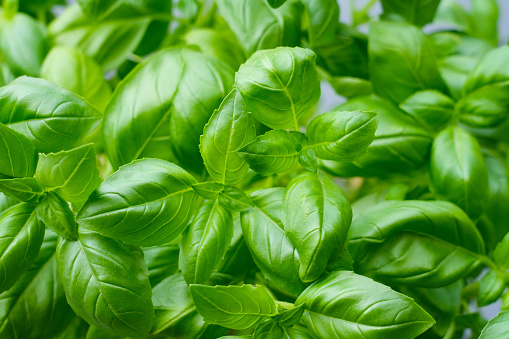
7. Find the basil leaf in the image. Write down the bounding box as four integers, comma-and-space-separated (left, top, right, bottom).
307, 110, 378, 161
103, 47, 233, 173
438, 55, 479, 100
282, 171, 352, 282
349, 200, 485, 287
238, 130, 302, 175
49, 5, 150, 71
36, 144, 101, 204
143, 244, 179, 287
77, 159, 197, 246
267, 0, 286, 8
0, 77, 102, 153
218, 186, 254, 212
430, 126, 489, 219
216, 0, 300, 56
470, 0, 498, 46
180, 200, 233, 284
322, 96, 432, 177
0, 231, 74, 339
381, 0, 441, 27
76, 0, 171, 21
36, 192, 77, 241
56, 229, 153, 338
298, 148, 318, 173
0, 122, 37, 178
0, 192, 18, 213
41, 45, 112, 112
369, 21, 445, 104
200, 89, 256, 185
235, 47, 321, 130
192, 182, 225, 200
326, 75, 373, 98
273, 303, 305, 327
478, 270, 506, 307
399, 90, 455, 132
300, 0, 339, 47
0, 203, 45, 293
190, 284, 277, 330
494, 232, 509, 270
253, 320, 285, 339
458, 46, 509, 127
0, 13, 47, 77
295, 270, 435, 339
0, 177, 43, 202
241, 188, 307, 296
479, 310, 509, 339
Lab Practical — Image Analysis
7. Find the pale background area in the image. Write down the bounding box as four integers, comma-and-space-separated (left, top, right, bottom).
316, 0, 509, 329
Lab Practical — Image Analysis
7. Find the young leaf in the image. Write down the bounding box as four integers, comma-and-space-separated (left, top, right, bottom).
0, 77, 102, 153
381, 0, 441, 27
322, 96, 432, 177
306, 110, 378, 161
77, 159, 197, 246
282, 171, 352, 282
36, 144, 101, 204
238, 130, 302, 175
191, 181, 225, 200
0, 122, 37, 178
0, 231, 74, 339
36, 192, 77, 241
200, 89, 256, 185
430, 126, 489, 219
180, 200, 233, 284
218, 186, 254, 212
300, 0, 339, 47
399, 90, 455, 132
0, 13, 47, 77
0, 203, 45, 293
57, 229, 153, 338
349, 200, 485, 287
190, 284, 277, 330
0, 177, 44, 202
235, 47, 321, 130
295, 271, 435, 338
478, 270, 506, 307
272, 303, 306, 327
369, 21, 445, 104
41, 45, 112, 111
143, 244, 180, 287
494, 232, 509, 270
298, 148, 318, 173
479, 310, 509, 339
253, 320, 285, 339
102, 47, 233, 173
240, 188, 307, 296
216, 0, 299, 56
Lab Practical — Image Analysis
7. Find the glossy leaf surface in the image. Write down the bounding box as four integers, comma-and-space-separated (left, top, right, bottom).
36, 191, 77, 240
0, 122, 37, 178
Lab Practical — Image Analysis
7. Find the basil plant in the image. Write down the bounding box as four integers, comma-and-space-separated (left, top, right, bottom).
0, 0, 508, 338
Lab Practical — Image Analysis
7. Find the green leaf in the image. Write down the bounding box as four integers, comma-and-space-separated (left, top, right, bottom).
253, 320, 285, 339
216, 0, 300, 56
76, 0, 171, 21
36, 144, 101, 204
478, 270, 506, 307
326, 75, 373, 98
41, 45, 112, 112
399, 90, 455, 132
0, 77, 102, 153
295, 270, 435, 339
0, 192, 18, 213
438, 55, 479, 100
479, 310, 509, 339
457, 46, 509, 127
102, 47, 233, 173
200, 89, 256, 185
430, 126, 489, 219
235, 47, 321, 130
77, 159, 197, 246
349, 200, 485, 287
49, 5, 150, 71
282, 171, 352, 282
56, 229, 153, 338
218, 186, 253, 212
238, 130, 303, 175
0, 177, 44, 202
180, 200, 233, 284
190, 284, 277, 330
381, 0, 441, 27
470, 0, 499, 46
143, 244, 180, 287
321, 96, 432, 177
240, 188, 307, 296
298, 148, 318, 173
300, 0, 339, 47
369, 21, 445, 104
0, 231, 74, 339
494, 232, 509, 270
0, 13, 47, 77
191, 182, 225, 200
267, 0, 286, 8
273, 303, 305, 327
36, 192, 77, 241
0, 122, 37, 178
307, 110, 378, 161
0, 203, 45, 293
